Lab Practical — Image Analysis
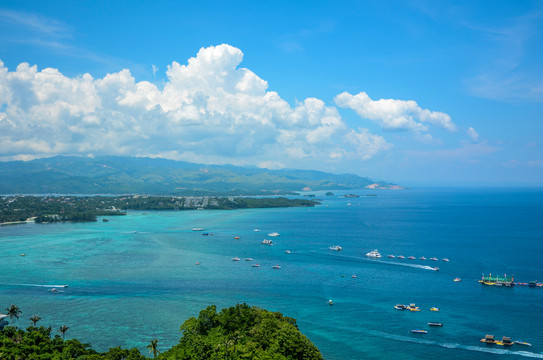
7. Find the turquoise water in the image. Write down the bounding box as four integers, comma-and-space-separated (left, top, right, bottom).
1, 188, 543, 359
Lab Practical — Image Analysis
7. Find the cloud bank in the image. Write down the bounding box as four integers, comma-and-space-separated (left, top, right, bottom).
0, 44, 454, 170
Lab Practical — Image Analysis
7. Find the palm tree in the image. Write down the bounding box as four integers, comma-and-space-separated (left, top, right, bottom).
5, 305, 21, 326
59, 325, 69, 340
30, 315, 41, 326
147, 339, 160, 359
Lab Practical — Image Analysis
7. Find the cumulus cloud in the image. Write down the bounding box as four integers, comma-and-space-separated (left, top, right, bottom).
467, 127, 480, 141
334, 91, 457, 133
0, 45, 391, 169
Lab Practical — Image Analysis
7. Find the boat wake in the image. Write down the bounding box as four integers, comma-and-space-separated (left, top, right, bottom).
0, 283, 68, 288
369, 330, 543, 358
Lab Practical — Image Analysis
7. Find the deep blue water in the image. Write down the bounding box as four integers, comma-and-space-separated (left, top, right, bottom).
1, 188, 543, 359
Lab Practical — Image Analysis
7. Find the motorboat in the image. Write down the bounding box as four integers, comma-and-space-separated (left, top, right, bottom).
245, 258, 253, 261
252, 264, 261, 267
272, 265, 281, 269
407, 256, 416, 260
192, 228, 204, 231
432, 267, 439, 271
387, 255, 395, 258
407, 304, 420, 311
430, 307, 440, 312
365, 249, 381, 258
430, 257, 438, 261
253, 229, 260, 232
411, 329, 427, 334
394, 304, 407, 310
397, 255, 405, 259
195, 262, 200, 265
268, 232, 280, 237
329, 245, 343, 251
328, 300, 334, 305
232, 257, 240, 261
428, 322, 443, 327
261, 239, 273, 245
419, 256, 426, 260
352, 275, 357, 278
285, 250, 291, 254
234, 236, 240, 239
442, 258, 450, 262
453, 277, 462, 282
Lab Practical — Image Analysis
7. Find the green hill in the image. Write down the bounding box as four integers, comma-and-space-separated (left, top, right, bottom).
0, 156, 390, 195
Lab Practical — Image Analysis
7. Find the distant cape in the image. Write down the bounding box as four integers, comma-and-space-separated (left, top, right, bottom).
0, 156, 397, 195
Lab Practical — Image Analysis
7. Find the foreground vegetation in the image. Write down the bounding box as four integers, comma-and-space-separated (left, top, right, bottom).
0, 304, 323, 360
0, 195, 319, 224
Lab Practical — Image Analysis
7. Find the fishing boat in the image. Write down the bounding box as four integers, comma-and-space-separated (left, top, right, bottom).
496, 336, 514, 346
480, 335, 497, 344
428, 322, 443, 326
411, 329, 427, 334
329, 245, 342, 251
365, 249, 381, 258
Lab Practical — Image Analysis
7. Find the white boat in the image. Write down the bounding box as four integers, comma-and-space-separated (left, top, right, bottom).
252, 264, 261, 267
365, 249, 381, 258
253, 229, 260, 232
430, 257, 438, 261
397, 255, 405, 259
419, 256, 426, 260
285, 250, 291, 254
268, 232, 280, 237
261, 239, 273, 245
407, 256, 415, 260
245, 258, 253, 261
192, 227, 204, 231
329, 245, 342, 251
388, 255, 395, 258
232, 257, 240, 261
442, 258, 450, 262
328, 300, 334, 305
272, 265, 281, 269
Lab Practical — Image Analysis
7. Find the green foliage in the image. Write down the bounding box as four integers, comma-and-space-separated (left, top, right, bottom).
160, 304, 323, 360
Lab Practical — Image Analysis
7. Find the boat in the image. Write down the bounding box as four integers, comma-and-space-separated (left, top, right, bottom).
253, 229, 260, 232
365, 249, 381, 258
192, 228, 204, 231
234, 236, 240, 239
329, 245, 342, 251
407, 256, 415, 260
232, 257, 240, 261
453, 277, 462, 282
202, 233, 209, 236
195, 262, 200, 265
411, 329, 427, 334
480, 335, 497, 344
442, 258, 450, 262
272, 265, 281, 269
328, 300, 334, 305
432, 267, 439, 271
479, 274, 514, 286
394, 304, 407, 310
261, 239, 273, 245
245, 258, 253, 261
514, 341, 532, 346
496, 336, 514, 346
285, 250, 291, 254
430, 307, 439, 311
397, 255, 405, 259
49, 288, 58, 293
428, 322, 443, 326
20, 253, 26, 256
407, 303, 420, 311
252, 264, 261, 267
419, 256, 426, 260
268, 232, 280, 237
387, 255, 395, 258
529, 280, 537, 288
430, 257, 438, 261
352, 275, 357, 278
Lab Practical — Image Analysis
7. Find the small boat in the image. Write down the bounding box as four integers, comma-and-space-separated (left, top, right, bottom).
285, 250, 291, 254
442, 258, 450, 262
430, 257, 438, 261
430, 307, 439, 312
496, 336, 514, 346
397, 255, 405, 259
394, 304, 407, 310
253, 229, 260, 232
528, 281, 537, 288
388, 255, 395, 258
261, 239, 273, 245
195, 262, 200, 265
20, 253, 26, 257
352, 275, 357, 278
419, 256, 426, 260
480, 335, 497, 344
268, 232, 280, 237
202, 233, 209, 236
514, 341, 532, 346
407, 256, 415, 260
411, 329, 427, 334
329, 245, 342, 251
428, 322, 443, 326
232, 257, 240, 261
49, 288, 58, 293
245, 258, 253, 261
252, 264, 261, 267
432, 267, 439, 271
272, 265, 281, 269
234, 236, 240, 239
365, 249, 381, 258
328, 300, 334, 305
453, 277, 462, 282
407, 303, 420, 311
192, 228, 204, 231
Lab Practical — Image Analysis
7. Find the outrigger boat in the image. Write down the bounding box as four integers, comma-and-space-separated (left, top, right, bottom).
428, 322, 443, 326
480, 335, 498, 344
496, 337, 514, 346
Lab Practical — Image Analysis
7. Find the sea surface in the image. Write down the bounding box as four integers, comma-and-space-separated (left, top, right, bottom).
1, 188, 543, 359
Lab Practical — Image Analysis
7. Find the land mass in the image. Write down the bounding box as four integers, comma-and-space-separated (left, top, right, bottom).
0, 155, 398, 195
0, 195, 319, 224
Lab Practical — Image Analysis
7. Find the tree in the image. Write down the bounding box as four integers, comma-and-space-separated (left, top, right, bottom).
5, 305, 21, 326
59, 324, 69, 340
147, 339, 160, 359
30, 314, 41, 326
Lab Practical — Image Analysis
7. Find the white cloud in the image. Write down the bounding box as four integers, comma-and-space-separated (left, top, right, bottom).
0, 44, 392, 169
334, 91, 457, 133
467, 127, 480, 141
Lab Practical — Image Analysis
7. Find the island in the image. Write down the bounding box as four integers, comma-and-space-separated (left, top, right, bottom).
0, 195, 320, 224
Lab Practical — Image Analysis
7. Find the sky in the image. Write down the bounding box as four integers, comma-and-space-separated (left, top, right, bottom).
0, 0, 542, 186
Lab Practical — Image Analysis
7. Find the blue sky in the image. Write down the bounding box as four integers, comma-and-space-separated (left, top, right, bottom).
0, 0, 542, 186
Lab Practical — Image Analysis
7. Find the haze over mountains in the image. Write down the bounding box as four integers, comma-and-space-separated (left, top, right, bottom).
0, 156, 394, 195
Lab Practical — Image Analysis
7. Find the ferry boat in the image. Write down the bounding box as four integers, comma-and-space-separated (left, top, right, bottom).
329, 245, 342, 251
479, 274, 514, 286
365, 249, 381, 258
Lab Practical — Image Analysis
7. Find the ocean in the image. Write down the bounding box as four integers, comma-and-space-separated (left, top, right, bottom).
1, 188, 542, 359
